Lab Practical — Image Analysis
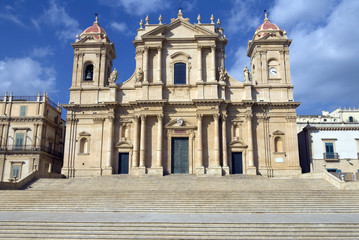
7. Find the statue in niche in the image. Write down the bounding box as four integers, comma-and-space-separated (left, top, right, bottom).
135, 68, 143, 82
108, 68, 118, 83
243, 66, 251, 83
218, 66, 226, 82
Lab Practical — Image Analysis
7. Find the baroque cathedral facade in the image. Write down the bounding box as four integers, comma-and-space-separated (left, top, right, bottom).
62, 11, 301, 177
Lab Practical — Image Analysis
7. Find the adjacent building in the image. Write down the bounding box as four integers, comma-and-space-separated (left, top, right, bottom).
0, 92, 65, 182
62, 11, 302, 178
298, 108, 359, 174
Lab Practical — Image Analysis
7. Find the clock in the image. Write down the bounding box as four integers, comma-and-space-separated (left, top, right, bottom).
269, 67, 277, 75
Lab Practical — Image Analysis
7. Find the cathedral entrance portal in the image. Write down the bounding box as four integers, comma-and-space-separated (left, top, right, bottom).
232, 152, 243, 174
171, 137, 189, 174
118, 153, 129, 174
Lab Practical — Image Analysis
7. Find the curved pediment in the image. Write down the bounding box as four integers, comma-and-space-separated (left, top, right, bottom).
79, 131, 91, 137
229, 139, 248, 148
170, 51, 191, 59
273, 130, 285, 135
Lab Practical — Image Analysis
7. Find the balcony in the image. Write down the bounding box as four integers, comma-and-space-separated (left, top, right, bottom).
323, 152, 339, 161
0, 145, 63, 157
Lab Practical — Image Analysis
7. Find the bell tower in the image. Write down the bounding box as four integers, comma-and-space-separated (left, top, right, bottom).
247, 12, 293, 102
69, 15, 116, 104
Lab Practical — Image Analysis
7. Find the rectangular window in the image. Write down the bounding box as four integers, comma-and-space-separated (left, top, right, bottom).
20, 106, 27, 117
325, 142, 334, 159
11, 165, 21, 179
15, 133, 24, 150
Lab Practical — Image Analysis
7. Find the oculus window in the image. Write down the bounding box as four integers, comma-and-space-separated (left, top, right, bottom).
174, 63, 186, 84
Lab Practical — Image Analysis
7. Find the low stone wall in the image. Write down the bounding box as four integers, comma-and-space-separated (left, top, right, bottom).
0, 171, 65, 190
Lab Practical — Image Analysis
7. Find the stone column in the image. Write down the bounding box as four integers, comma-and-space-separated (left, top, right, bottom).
247, 114, 256, 175
213, 114, 220, 166
211, 45, 216, 82
105, 115, 114, 170
156, 115, 163, 167
207, 114, 222, 176
196, 114, 204, 175
0, 124, 3, 148
222, 115, 229, 169
157, 47, 162, 82
143, 47, 148, 83
139, 115, 146, 167
132, 116, 139, 167
37, 123, 43, 149
197, 46, 202, 81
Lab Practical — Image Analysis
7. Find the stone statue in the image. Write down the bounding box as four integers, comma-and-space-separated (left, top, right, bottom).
108, 68, 118, 83
218, 66, 226, 82
136, 68, 143, 82
243, 66, 251, 83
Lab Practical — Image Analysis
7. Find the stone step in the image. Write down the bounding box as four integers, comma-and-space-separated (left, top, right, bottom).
0, 222, 358, 239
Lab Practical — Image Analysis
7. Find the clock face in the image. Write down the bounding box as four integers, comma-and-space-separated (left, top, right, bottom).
269, 68, 277, 75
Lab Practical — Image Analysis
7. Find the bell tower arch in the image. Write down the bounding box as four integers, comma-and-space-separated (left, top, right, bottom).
247, 12, 293, 102
69, 15, 116, 104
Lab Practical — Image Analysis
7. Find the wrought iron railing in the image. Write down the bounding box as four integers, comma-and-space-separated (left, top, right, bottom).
12, 96, 38, 101
323, 152, 339, 159
0, 145, 63, 157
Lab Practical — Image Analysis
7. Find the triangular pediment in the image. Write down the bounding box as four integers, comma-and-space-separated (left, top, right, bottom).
142, 19, 217, 39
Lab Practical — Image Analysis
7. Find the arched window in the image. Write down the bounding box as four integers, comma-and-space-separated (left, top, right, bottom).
274, 136, 283, 152
174, 62, 186, 84
349, 116, 354, 122
84, 64, 94, 81
79, 138, 88, 154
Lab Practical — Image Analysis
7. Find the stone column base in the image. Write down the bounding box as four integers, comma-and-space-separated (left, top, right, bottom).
246, 167, 257, 175
222, 166, 230, 175
196, 166, 205, 175
147, 167, 163, 176
131, 167, 146, 176
206, 166, 222, 176
102, 167, 113, 176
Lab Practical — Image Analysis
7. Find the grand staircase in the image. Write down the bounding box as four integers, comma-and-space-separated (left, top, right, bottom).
0, 175, 358, 239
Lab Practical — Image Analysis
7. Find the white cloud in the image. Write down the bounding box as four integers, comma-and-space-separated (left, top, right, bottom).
100, 0, 170, 16
0, 57, 56, 96
227, 46, 250, 82
31, 46, 54, 58
33, 0, 81, 41
110, 22, 128, 33
224, 0, 261, 35
0, 13, 25, 27
269, 0, 359, 113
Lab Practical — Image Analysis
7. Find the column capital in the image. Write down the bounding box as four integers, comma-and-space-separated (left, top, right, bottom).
157, 46, 162, 51
157, 114, 163, 120
246, 114, 253, 119
196, 114, 203, 120
222, 114, 227, 120
213, 113, 220, 120
144, 46, 149, 51
140, 114, 146, 121
211, 44, 216, 49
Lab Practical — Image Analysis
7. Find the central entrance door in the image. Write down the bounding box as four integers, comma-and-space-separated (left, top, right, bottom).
232, 152, 243, 174
171, 137, 189, 174
118, 153, 129, 174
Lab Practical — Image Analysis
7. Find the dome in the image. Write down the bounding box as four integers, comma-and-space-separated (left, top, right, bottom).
253, 13, 285, 40
79, 16, 109, 42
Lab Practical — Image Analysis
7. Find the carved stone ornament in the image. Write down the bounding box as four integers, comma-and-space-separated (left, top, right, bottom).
218, 66, 226, 82
243, 66, 251, 83
136, 68, 143, 83
108, 68, 118, 83
177, 118, 184, 126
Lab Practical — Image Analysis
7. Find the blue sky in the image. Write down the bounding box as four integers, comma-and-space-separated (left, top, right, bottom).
0, 0, 358, 116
